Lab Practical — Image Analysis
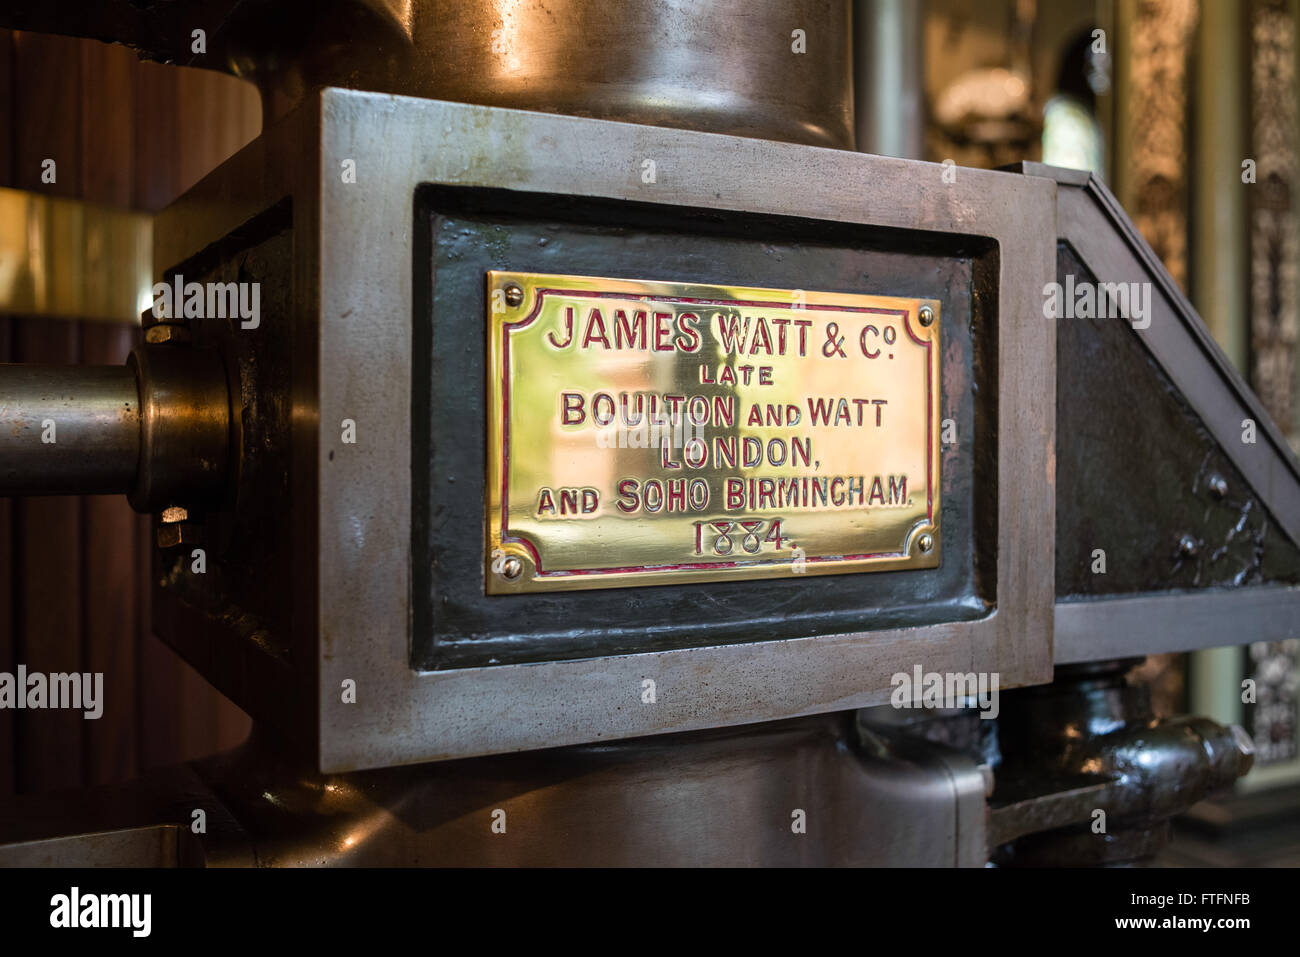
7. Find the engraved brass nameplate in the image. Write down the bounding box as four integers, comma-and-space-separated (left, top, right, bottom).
485, 272, 940, 594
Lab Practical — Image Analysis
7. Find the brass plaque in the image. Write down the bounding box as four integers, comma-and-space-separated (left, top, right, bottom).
485, 272, 941, 593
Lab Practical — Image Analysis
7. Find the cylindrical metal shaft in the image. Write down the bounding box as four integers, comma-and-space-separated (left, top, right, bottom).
0, 364, 140, 495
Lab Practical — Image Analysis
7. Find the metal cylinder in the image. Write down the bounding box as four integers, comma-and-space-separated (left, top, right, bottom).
854, 0, 924, 158
0, 364, 140, 495
127, 345, 232, 513
0, 346, 233, 510
237, 0, 857, 147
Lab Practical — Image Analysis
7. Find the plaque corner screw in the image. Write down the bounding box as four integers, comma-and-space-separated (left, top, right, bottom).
501, 556, 523, 580
917, 532, 934, 554
503, 283, 524, 308
918, 305, 935, 327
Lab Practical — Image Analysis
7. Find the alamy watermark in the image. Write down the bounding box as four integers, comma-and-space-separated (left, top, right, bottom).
890, 666, 1000, 719
151, 272, 260, 329
1043, 275, 1151, 329
0, 666, 103, 719
50, 887, 150, 937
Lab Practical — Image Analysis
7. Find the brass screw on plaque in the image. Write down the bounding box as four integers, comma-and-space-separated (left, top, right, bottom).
501, 556, 523, 580
919, 305, 935, 327
917, 533, 934, 553
504, 283, 524, 308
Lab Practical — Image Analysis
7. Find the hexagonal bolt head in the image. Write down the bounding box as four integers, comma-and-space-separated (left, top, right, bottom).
157, 521, 202, 549
145, 324, 192, 345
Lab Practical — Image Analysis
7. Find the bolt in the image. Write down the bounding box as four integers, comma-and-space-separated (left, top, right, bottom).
501, 556, 523, 580
917, 532, 934, 553
1178, 534, 1199, 559
157, 522, 202, 549
504, 283, 524, 308
919, 305, 935, 327
158, 506, 199, 549
1208, 473, 1228, 499
145, 324, 192, 345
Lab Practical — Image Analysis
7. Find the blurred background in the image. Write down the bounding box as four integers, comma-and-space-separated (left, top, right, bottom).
884, 0, 1300, 863
0, 0, 1297, 863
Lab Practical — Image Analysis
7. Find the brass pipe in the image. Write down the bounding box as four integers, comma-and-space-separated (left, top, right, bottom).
0, 364, 141, 495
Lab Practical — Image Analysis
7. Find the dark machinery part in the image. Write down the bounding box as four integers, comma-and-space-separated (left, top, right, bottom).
990, 660, 1255, 866
0, 715, 989, 867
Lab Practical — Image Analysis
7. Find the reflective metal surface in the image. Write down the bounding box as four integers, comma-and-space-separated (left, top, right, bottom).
485, 271, 941, 592
0, 0, 856, 149
1, 714, 990, 867
0, 364, 140, 495
0, 344, 233, 511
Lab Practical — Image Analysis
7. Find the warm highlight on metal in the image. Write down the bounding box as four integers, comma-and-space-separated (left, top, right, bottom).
0, 187, 152, 324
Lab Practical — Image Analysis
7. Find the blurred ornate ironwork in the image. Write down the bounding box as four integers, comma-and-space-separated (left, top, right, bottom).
1247, 0, 1298, 438
1125, 0, 1197, 290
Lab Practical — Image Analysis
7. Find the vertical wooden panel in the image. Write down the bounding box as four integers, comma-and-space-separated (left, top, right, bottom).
79, 41, 135, 205
0, 29, 16, 798
131, 59, 182, 213
11, 32, 84, 794
77, 41, 141, 786
80, 323, 140, 786
14, 322, 84, 793
0, 312, 12, 798
0, 29, 13, 187
12, 32, 82, 197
